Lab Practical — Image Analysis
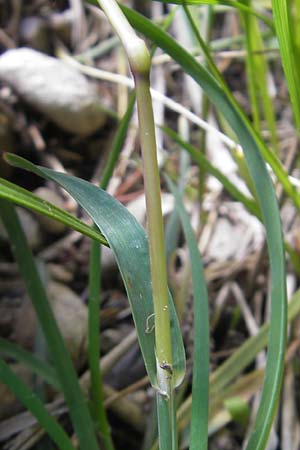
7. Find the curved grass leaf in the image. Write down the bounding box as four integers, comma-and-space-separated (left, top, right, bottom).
123, 5, 299, 210
0, 338, 60, 391
178, 289, 300, 430
0, 358, 75, 450
121, 8, 287, 450
241, 2, 279, 154
86, 0, 273, 29
160, 129, 297, 269
161, 125, 260, 218
88, 93, 135, 450
0, 176, 108, 246
0, 200, 99, 450
177, 2, 299, 209
5, 153, 186, 391
272, 0, 300, 128
166, 177, 209, 450
154, 0, 274, 29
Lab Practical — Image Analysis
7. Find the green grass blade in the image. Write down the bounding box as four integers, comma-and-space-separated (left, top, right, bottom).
0, 358, 75, 450
242, 5, 260, 131
0, 338, 60, 390
161, 125, 260, 218
152, 0, 274, 29
178, 289, 300, 428
0, 200, 99, 450
241, 0, 279, 153
5, 153, 186, 391
86, 0, 273, 29
174, 3, 296, 204
122, 5, 299, 210
88, 93, 135, 450
293, 0, 300, 62
210, 289, 299, 398
88, 241, 112, 448
0, 176, 108, 246
165, 127, 191, 262
121, 8, 287, 449
161, 127, 299, 273
156, 391, 177, 450
272, 0, 300, 128
101, 91, 136, 191
166, 177, 209, 450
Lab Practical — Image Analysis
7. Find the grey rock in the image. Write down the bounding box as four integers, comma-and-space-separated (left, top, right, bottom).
0, 48, 107, 135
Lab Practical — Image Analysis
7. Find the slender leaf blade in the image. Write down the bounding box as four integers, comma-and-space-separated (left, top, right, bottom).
161, 125, 260, 218
0, 338, 60, 390
0, 200, 99, 450
5, 153, 186, 390
158, 0, 274, 28
272, 0, 300, 128
0, 177, 108, 246
0, 358, 75, 450
167, 177, 209, 450
88, 93, 135, 450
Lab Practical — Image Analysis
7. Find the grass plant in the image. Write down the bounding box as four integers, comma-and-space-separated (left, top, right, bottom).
0, 1, 299, 450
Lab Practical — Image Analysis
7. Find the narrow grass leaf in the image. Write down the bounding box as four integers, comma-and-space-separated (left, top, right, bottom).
88, 93, 135, 450
86, 0, 274, 30
0, 338, 60, 390
121, 10, 287, 449
86, 0, 273, 30
100, 91, 136, 190
0, 199, 99, 450
178, 289, 300, 427
241, 1, 279, 153
153, 0, 274, 29
210, 288, 298, 397
166, 177, 209, 450
5, 153, 186, 390
186, 139, 300, 265
161, 125, 260, 218
156, 392, 177, 450
0, 358, 75, 450
0, 177, 108, 246
165, 126, 191, 261
122, 5, 299, 211
272, 0, 300, 128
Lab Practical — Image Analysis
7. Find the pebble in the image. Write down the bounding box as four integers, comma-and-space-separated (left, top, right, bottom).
13, 281, 88, 370
0, 48, 107, 135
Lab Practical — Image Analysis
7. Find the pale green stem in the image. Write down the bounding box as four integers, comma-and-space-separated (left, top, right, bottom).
97, 0, 173, 393
134, 74, 172, 374
97, 0, 150, 74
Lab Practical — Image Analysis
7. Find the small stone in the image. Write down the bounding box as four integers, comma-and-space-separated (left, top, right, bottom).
13, 281, 88, 369
0, 48, 107, 135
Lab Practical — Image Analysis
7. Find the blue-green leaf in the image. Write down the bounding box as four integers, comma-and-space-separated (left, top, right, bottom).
5, 153, 186, 390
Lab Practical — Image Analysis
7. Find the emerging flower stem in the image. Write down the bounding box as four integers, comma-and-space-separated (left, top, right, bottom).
97, 0, 173, 392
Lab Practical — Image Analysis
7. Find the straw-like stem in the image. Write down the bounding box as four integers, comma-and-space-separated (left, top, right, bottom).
96, 0, 173, 396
